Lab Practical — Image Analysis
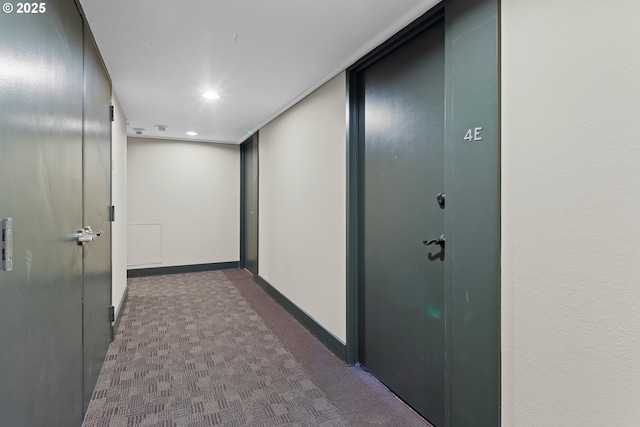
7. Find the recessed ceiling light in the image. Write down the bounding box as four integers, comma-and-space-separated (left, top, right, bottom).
186, 131, 198, 136
202, 91, 220, 100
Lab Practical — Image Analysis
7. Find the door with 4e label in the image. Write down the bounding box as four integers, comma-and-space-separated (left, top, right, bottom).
358, 17, 446, 427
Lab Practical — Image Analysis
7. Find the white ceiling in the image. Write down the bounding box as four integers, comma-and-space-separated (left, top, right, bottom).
78, 0, 440, 144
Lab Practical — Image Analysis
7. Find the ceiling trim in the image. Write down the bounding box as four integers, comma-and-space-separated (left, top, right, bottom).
128, 134, 238, 145
237, 0, 441, 144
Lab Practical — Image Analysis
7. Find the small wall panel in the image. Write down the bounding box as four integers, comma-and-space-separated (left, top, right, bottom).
127, 223, 163, 267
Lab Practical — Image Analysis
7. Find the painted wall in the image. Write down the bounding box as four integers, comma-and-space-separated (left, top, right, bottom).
501, 1, 640, 425
127, 138, 240, 269
111, 92, 127, 318
259, 72, 347, 342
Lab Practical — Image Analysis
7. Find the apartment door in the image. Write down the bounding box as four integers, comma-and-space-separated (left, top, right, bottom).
81, 28, 113, 411
358, 19, 446, 426
241, 135, 259, 275
0, 1, 113, 422
0, 0, 85, 424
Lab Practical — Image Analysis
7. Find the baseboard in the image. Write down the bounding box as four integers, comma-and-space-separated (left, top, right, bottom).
127, 261, 240, 278
253, 274, 347, 361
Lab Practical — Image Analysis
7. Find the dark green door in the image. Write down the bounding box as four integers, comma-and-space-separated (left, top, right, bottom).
359, 19, 445, 426
82, 28, 113, 411
241, 136, 258, 275
0, 0, 85, 424
0, 2, 112, 423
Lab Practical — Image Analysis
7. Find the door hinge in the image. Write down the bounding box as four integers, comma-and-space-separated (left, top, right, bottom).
1, 218, 13, 272
110, 105, 114, 122
108, 305, 115, 323
109, 205, 115, 222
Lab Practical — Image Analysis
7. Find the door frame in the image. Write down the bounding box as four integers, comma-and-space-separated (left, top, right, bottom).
81, 21, 114, 412
346, 0, 500, 425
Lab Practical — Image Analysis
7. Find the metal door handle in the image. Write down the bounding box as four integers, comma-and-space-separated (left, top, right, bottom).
74, 226, 103, 245
423, 234, 445, 248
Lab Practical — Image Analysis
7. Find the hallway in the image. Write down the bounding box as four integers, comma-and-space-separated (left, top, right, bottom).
83, 270, 430, 426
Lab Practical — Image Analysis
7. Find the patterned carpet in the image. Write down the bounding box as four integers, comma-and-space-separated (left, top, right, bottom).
83, 271, 349, 427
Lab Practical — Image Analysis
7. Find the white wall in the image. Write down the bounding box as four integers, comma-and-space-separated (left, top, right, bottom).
111, 92, 127, 318
501, 1, 640, 426
127, 138, 240, 269
259, 72, 347, 342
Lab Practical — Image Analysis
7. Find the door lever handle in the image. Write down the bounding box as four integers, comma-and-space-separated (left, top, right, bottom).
74, 226, 103, 245
83, 226, 103, 237
423, 234, 445, 248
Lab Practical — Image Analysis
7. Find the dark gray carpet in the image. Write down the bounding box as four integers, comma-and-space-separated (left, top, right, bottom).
224, 270, 430, 427
83, 271, 348, 426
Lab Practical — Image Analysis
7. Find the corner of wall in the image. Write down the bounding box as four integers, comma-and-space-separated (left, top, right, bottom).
111, 91, 128, 319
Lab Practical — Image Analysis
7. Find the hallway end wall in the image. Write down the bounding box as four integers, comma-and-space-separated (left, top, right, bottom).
111, 92, 127, 318
127, 138, 240, 270
259, 72, 347, 343
501, 1, 640, 425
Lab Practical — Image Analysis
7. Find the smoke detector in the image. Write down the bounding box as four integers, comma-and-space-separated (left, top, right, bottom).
132, 128, 145, 135
154, 124, 168, 132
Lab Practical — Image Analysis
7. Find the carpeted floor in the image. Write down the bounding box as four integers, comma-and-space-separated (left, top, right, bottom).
83, 270, 429, 427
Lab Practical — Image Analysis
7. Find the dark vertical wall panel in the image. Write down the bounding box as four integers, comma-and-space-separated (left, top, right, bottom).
82, 26, 113, 411
0, 0, 85, 425
241, 135, 259, 275
444, 0, 500, 425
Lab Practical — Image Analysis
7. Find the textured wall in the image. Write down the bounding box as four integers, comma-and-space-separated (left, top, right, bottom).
127, 138, 240, 269
501, 1, 640, 425
259, 72, 347, 342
